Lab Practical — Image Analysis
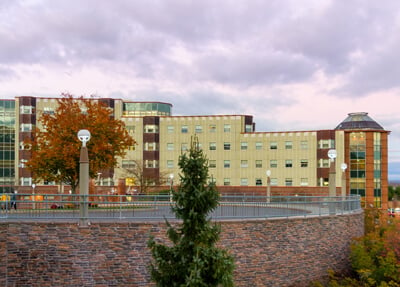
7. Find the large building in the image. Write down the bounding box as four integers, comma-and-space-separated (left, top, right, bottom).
0, 96, 390, 208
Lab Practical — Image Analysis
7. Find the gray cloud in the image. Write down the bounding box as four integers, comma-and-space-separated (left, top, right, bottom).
340, 37, 400, 95
195, 49, 316, 86
1, 0, 399, 180
2, 0, 400, 96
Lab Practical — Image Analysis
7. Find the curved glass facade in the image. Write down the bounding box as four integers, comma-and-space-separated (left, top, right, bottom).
0, 100, 16, 193
123, 102, 172, 116
349, 132, 366, 199
373, 132, 382, 207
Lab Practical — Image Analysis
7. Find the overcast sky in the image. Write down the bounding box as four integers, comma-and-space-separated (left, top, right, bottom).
1, 0, 400, 180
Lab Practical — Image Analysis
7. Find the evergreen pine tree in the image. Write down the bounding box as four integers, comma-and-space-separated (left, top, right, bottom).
148, 136, 235, 287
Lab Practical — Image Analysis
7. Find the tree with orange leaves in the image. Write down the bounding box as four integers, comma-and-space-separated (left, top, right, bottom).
26, 94, 136, 193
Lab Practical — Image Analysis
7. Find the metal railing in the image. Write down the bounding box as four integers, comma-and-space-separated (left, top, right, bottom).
0, 194, 361, 222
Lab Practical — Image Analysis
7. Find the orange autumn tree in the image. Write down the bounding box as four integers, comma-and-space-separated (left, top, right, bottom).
26, 94, 136, 193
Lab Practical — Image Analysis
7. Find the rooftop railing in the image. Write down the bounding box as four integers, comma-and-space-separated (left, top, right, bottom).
0, 194, 362, 223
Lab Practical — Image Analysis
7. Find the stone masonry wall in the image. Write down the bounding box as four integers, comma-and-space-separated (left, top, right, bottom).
0, 211, 364, 287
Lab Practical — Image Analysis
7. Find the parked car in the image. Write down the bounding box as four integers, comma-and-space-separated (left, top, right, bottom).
388, 208, 395, 217
395, 208, 400, 217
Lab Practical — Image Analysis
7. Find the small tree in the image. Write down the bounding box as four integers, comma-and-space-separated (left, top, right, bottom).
26, 94, 136, 193
120, 159, 169, 194
148, 137, 235, 287
349, 210, 400, 286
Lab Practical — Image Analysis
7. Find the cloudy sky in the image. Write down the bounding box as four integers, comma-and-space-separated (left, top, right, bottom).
1, 0, 400, 180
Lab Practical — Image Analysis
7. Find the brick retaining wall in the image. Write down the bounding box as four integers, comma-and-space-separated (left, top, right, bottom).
0, 212, 363, 287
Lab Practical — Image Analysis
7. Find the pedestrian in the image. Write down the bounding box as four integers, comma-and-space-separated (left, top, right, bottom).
11, 191, 17, 210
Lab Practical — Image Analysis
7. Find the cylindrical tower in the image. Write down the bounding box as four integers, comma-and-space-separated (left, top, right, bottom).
336, 112, 389, 208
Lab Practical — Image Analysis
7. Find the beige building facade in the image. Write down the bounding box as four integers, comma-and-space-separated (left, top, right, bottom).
0, 96, 389, 208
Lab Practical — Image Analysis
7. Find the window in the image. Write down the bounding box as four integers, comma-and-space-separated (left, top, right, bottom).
223, 178, 231, 186
224, 124, 231, 132
122, 160, 136, 169
19, 159, 27, 168
285, 178, 293, 186
181, 125, 188, 133
209, 124, 216, 133
270, 160, 278, 168
301, 159, 308, 167
209, 160, 216, 168
224, 160, 230, 168
43, 107, 54, 115
255, 142, 263, 150
145, 160, 159, 168
224, 142, 231, 150
255, 160, 262, 168
271, 178, 278, 186
126, 125, 135, 135
285, 141, 293, 149
44, 180, 55, 185
270, 142, 277, 150
319, 159, 330, 168
20, 105, 33, 114
301, 141, 308, 150
145, 142, 158, 151
240, 160, 248, 168
20, 123, 33, 132
245, 124, 253, 132
285, 160, 293, 168
195, 125, 203, 133
301, 178, 308, 186
167, 160, 174, 168
319, 139, 334, 149
102, 177, 114, 186
240, 178, 248, 186
144, 125, 158, 133
167, 126, 174, 133
20, 177, 32, 186
20, 142, 30, 150
209, 142, 216, 151
167, 143, 174, 151
181, 143, 188, 151
255, 178, 263, 186
241, 142, 248, 150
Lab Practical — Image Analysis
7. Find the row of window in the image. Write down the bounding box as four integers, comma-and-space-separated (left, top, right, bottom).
120, 159, 341, 169
212, 159, 308, 169
120, 159, 310, 169
19, 177, 115, 186
141, 123, 255, 134
20, 106, 56, 115
163, 141, 310, 151
223, 177, 309, 186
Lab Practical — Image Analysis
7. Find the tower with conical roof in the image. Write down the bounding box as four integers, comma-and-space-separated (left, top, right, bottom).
335, 112, 389, 208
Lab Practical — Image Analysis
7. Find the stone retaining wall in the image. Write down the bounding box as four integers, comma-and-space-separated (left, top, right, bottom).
0, 212, 364, 287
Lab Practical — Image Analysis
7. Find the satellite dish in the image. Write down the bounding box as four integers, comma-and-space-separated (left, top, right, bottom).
327, 149, 337, 160
77, 129, 91, 146
341, 163, 347, 171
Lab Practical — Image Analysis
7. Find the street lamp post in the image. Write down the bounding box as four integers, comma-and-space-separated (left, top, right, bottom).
266, 170, 271, 203
328, 149, 337, 197
169, 174, 174, 203
328, 149, 337, 214
78, 129, 91, 227
341, 163, 347, 198
31, 183, 36, 209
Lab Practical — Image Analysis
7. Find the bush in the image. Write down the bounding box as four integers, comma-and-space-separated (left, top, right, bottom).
316, 210, 400, 286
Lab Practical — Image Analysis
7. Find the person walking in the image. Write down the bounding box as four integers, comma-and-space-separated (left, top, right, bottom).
11, 191, 17, 210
